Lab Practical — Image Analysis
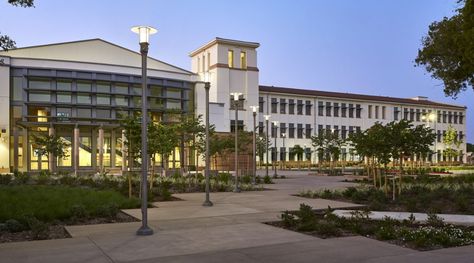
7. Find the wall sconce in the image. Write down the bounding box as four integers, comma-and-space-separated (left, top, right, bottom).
0, 128, 6, 143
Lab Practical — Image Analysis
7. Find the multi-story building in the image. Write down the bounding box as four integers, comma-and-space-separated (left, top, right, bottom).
0, 37, 467, 173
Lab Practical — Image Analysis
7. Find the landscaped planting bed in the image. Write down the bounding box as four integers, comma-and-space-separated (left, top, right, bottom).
267, 204, 474, 251
300, 174, 474, 214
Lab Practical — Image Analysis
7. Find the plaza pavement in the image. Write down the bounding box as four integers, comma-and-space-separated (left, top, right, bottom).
1, 171, 473, 262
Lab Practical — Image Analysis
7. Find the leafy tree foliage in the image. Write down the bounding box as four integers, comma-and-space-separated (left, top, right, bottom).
442, 125, 463, 163
32, 134, 69, 172
415, 0, 474, 98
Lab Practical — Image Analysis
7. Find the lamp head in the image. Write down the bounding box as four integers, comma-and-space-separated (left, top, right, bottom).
250, 106, 259, 113
230, 92, 242, 101
429, 112, 436, 121
264, 115, 271, 121
272, 121, 279, 125
131, 26, 157, 44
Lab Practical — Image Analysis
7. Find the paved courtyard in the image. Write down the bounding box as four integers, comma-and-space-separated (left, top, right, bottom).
1, 171, 473, 262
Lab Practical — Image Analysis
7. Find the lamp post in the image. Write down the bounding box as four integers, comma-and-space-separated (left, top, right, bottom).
250, 106, 259, 184
264, 115, 271, 178
231, 92, 243, 193
422, 112, 437, 163
281, 133, 286, 170
203, 73, 213, 206
131, 25, 157, 236
272, 121, 279, 178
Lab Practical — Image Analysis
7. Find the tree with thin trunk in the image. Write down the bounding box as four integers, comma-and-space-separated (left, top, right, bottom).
442, 125, 463, 165
33, 134, 69, 173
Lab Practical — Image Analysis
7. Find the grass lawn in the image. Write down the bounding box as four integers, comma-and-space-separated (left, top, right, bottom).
0, 185, 140, 223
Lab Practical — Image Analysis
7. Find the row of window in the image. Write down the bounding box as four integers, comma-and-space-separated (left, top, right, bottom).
393, 108, 464, 124
367, 105, 387, 119
436, 130, 464, 143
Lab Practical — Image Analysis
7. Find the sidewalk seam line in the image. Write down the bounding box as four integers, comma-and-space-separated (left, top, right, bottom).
87, 236, 115, 263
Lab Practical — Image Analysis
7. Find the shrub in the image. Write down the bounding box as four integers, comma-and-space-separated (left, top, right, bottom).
69, 204, 89, 220
281, 210, 297, 227
96, 203, 119, 219
26, 216, 49, 240
241, 175, 252, 184
263, 175, 273, 184
13, 171, 29, 184
296, 204, 317, 231
216, 173, 231, 184
426, 212, 445, 227
342, 187, 358, 199
0, 173, 12, 185
5, 219, 25, 233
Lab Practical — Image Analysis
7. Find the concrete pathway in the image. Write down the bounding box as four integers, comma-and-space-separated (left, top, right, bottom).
1, 171, 474, 262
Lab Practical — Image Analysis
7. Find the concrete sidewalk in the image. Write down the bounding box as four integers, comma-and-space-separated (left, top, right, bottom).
1, 171, 474, 262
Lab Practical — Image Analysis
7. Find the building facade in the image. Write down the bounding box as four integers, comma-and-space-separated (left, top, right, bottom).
0, 37, 467, 173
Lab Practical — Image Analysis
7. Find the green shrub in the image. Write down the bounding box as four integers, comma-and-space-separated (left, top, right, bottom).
263, 175, 273, 184
26, 216, 49, 240
5, 219, 25, 232
69, 204, 89, 220
13, 171, 29, 184
216, 173, 231, 184
426, 212, 445, 227
342, 187, 358, 199
0, 173, 12, 185
241, 175, 252, 184
96, 203, 119, 219
281, 210, 297, 227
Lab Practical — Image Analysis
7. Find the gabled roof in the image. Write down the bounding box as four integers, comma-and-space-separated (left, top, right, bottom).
259, 85, 466, 110
0, 38, 193, 75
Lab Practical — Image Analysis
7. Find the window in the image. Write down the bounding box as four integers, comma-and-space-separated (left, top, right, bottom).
115, 83, 128, 94
29, 79, 50, 89
167, 88, 181, 99
382, 106, 386, 119
77, 93, 91, 104
207, 52, 211, 70
437, 130, 441, 142
325, 102, 331, 116
271, 98, 278, 113
459, 113, 464, 124
259, 121, 264, 135
29, 92, 50, 102
96, 109, 110, 119
305, 124, 312, 139
409, 109, 415, 121
442, 111, 447, 123
333, 103, 339, 117
318, 101, 324, 116
28, 106, 50, 122
149, 98, 164, 109
416, 109, 421, 122
356, 104, 361, 118
459, 131, 464, 141
437, 111, 442, 123
96, 82, 110, 93
368, 105, 372, 118
341, 103, 347, 117
77, 108, 91, 119
166, 99, 181, 109
404, 108, 409, 120
280, 123, 287, 137
133, 86, 142, 96
280, 147, 286, 162
349, 126, 354, 135
150, 85, 162, 96
375, 106, 379, 119
115, 96, 128, 106
271, 122, 277, 138
341, 126, 347, 139
297, 124, 303, 138
57, 80, 71, 91
79, 136, 92, 166
132, 97, 141, 107
240, 51, 247, 69
56, 108, 71, 121
454, 112, 458, 124
11, 77, 23, 101
448, 111, 452, 123
77, 82, 92, 92
280, 99, 286, 114
96, 95, 111, 105
297, 100, 303, 115
289, 123, 295, 138
305, 101, 312, 116
259, 97, 264, 113
57, 93, 71, 103
202, 54, 205, 72
318, 125, 323, 135
348, 104, 354, 118
228, 50, 234, 68
289, 99, 295, 114
333, 125, 339, 138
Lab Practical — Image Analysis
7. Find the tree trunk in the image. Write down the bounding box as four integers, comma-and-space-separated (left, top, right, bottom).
150, 156, 156, 190
399, 157, 403, 196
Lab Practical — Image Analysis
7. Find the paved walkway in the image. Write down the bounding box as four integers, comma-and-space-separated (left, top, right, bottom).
1, 171, 474, 262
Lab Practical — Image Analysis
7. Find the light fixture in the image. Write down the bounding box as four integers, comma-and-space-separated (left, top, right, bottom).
264, 115, 271, 121
250, 106, 259, 113
230, 92, 242, 101
131, 26, 157, 44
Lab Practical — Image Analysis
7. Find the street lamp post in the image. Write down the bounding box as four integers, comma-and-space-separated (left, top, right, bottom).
250, 106, 259, 184
272, 121, 279, 178
422, 112, 437, 163
231, 92, 242, 193
264, 115, 271, 178
203, 73, 213, 206
131, 25, 157, 236
281, 133, 286, 170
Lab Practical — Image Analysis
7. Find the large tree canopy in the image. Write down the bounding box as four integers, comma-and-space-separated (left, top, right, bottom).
415, 0, 474, 98
1, 0, 35, 51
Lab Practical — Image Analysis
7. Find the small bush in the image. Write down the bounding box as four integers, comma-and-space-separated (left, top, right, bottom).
426, 212, 445, 227
26, 216, 49, 240
69, 204, 89, 220
0, 173, 12, 185
281, 210, 297, 227
263, 175, 273, 184
5, 219, 25, 233
241, 175, 252, 184
96, 203, 119, 219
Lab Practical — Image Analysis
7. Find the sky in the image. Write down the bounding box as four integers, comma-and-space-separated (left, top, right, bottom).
1, 0, 472, 142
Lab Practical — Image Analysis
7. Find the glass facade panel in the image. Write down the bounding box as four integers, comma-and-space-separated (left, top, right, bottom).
96, 95, 111, 105
77, 108, 91, 119
115, 83, 128, 94
96, 109, 110, 119
150, 85, 162, 96
149, 98, 164, 109
56, 108, 71, 121
29, 92, 50, 102
77, 82, 92, 92
11, 77, 23, 101
115, 96, 128, 106
57, 80, 72, 91
132, 87, 142, 95
77, 93, 91, 104
166, 99, 181, 109
96, 82, 110, 93
29, 79, 50, 89
57, 92, 72, 103
57, 136, 72, 166
79, 136, 92, 166
166, 88, 181, 99
132, 97, 141, 107
115, 136, 123, 167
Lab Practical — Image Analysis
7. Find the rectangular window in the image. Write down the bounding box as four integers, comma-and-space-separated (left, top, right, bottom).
443, 111, 447, 123
410, 109, 415, 121
318, 125, 323, 135
132, 97, 141, 107
259, 121, 264, 135
333, 125, 339, 138
394, 107, 399, 120
341, 103, 347, 117
349, 104, 354, 118
133, 86, 142, 96
29, 78, 50, 90
297, 124, 303, 138
56, 108, 71, 121
96, 82, 110, 93
96, 95, 111, 105
77, 82, 92, 92
271, 98, 278, 113
202, 55, 205, 73
271, 122, 277, 138
96, 109, 110, 119
416, 109, 421, 122
115, 83, 128, 94
79, 136, 92, 166
240, 51, 247, 69
150, 85, 162, 96
404, 109, 409, 120
355, 104, 361, 118
448, 111, 452, 123
333, 103, 339, 117
57, 92, 71, 103
375, 106, 379, 119
325, 102, 331, 116
297, 100, 303, 115
305, 124, 312, 139
11, 77, 23, 101
230, 120, 244, 133
228, 50, 234, 68
166, 88, 181, 99
368, 105, 372, 119
166, 99, 181, 109
280, 98, 286, 114
77, 93, 91, 104
459, 113, 464, 124
259, 97, 264, 113
115, 96, 128, 106
57, 80, 72, 91
77, 108, 91, 119
318, 101, 324, 116
289, 123, 295, 138
280, 123, 287, 137
289, 99, 295, 115
453, 112, 458, 124
207, 52, 211, 71
341, 126, 347, 139
382, 106, 386, 119
305, 100, 312, 116
29, 92, 50, 102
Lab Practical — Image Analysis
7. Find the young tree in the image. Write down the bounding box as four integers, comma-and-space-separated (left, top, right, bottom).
33, 134, 69, 172
120, 115, 141, 198
256, 135, 271, 168
415, 0, 474, 98
443, 125, 463, 164
311, 132, 326, 173
148, 122, 179, 180
177, 114, 206, 174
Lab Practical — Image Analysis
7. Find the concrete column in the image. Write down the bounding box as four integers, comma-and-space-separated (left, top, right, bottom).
98, 126, 104, 173
48, 125, 55, 172
121, 129, 126, 173
73, 125, 79, 175
13, 126, 19, 170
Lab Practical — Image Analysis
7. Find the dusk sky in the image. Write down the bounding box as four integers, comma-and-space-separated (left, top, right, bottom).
1, 0, 472, 142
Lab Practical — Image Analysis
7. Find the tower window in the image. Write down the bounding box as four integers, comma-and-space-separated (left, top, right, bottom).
228, 50, 234, 68
240, 51, 247, 69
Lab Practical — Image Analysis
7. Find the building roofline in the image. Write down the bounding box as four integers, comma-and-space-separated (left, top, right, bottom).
0, 38, 196, 75
189, 37, 260, 57
259, 85, 467, 110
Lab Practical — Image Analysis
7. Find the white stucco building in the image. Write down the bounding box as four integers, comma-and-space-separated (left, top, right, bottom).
0, 37, 467, 173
